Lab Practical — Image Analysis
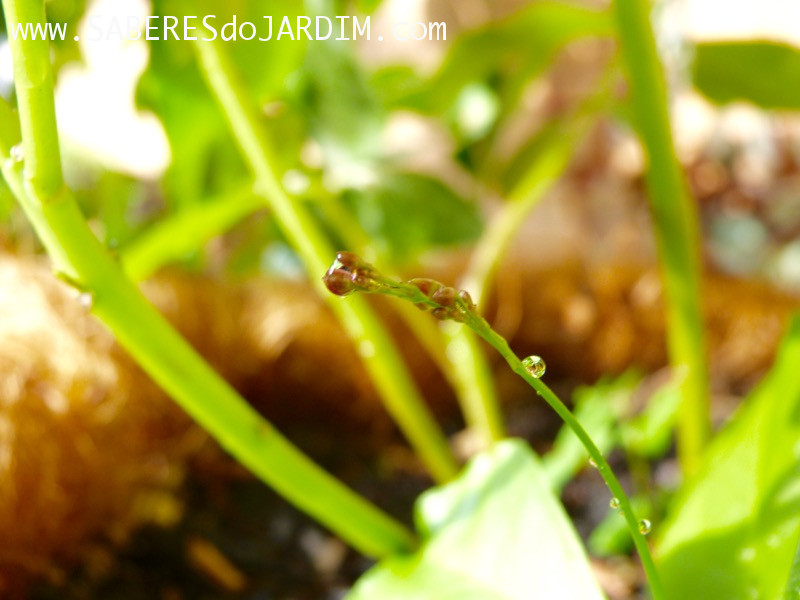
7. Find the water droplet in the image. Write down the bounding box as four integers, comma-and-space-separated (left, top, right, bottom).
77, 292, 93, 309
609, 497, 620, 509
9, 144, 24, 162
638, 519, 652, 535
522, 355, 546, 378
588, 458, 597, 468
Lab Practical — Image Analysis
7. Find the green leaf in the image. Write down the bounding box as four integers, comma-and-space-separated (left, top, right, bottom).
657, 315, 800, 599
138, 0, 307, 209
784, 535, 800, 599
692, 41, 800, 110
343, 172, 482, 262
349, 439, 605, 600
402, 2, 613, 114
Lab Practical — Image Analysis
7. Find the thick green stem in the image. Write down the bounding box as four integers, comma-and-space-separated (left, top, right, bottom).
0, 0, 414, 558
1, 0, 62, 200
192, 36, 458, 482
613, 0, 709, 475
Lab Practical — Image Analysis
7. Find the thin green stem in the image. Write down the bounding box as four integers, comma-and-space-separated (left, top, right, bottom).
121, 182, 262, 281
469, 318, 663, 600
192, 36, 458, 481
613, 0, 709, 476
0, 0, 414, 558
327, 265, 663, 599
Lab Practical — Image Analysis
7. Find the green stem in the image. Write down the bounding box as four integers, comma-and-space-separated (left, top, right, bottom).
192, 36, 457, 482
612, 0, 709, 476
0, 0, 414, 558
1, 0, 62, 200
121, 182, 262, 280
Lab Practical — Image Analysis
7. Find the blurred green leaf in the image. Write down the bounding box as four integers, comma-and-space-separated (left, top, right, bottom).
620, 370, 684, 459
344, 172, 482, 262
138, 0, 307, 209
349, 439, 604, 600
295, 39, 383, 162
657, 315, 800, 599
785, 536, 800, 599
402, 2, 613, 115
692, 41, 800, 110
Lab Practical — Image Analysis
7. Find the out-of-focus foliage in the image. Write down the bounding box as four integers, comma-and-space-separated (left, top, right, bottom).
657, 316, 800, 599
348, 440, 605, 600
384, 2, 614, 115
692, 41, 800, 110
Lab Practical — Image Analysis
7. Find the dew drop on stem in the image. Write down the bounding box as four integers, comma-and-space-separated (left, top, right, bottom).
77, 292, 93, 309
522, 355, 546, 378
609, 497, 620, 510
9, 144, 24, 162
638, 519, 652, 535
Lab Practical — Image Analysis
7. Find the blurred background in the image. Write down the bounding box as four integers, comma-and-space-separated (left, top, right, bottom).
2, 0, 800, 597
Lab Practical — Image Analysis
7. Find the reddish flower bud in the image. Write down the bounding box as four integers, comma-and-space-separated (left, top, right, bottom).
458, 290, 476, 312
432, 286, 457, 307
431, 307, 450, 321
335, 251, 362, 271
323, 268, 356, 296
352, 271, 379, 291
408, 278, 442, 298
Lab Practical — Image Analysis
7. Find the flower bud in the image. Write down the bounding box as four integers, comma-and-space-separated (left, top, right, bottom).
432, 286, 457, 307
408, 278, 442, 298
335, 251, 362, 271
323, 267, 356, 296
457, 290, 476, 312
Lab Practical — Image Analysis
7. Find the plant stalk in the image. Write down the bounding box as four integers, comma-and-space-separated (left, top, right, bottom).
612, 0, 709, 475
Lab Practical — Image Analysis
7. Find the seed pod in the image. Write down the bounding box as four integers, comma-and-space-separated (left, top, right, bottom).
457, 290, 476, 312
351, 270, 379, 292
431, 307, 450, 321
335, 251, 362, 271
322, 268, 356, 296
431, 286, 457, 308
408, 278, 442, 299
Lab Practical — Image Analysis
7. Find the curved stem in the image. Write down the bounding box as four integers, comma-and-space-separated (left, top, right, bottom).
470, 318, 664, 600
192, 35, 458, 481
0, 0, 414, 558
334, 268, 664, 599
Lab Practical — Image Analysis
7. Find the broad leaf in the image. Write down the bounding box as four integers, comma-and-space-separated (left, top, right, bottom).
692, 41, 800, 110
349, 439, 605, 600
399, 2, 614, 115
657, 315, 800, 599
343, 172, 482, 262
